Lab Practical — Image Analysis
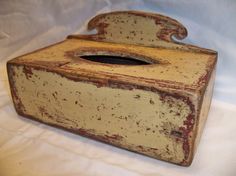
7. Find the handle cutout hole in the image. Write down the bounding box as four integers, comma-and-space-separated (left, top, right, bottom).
80, 55, 151, 65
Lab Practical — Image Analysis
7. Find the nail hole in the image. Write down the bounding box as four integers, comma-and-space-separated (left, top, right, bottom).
171, 130, 183, 138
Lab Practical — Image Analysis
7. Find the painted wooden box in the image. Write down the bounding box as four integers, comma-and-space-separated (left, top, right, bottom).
7, 11, 217, 166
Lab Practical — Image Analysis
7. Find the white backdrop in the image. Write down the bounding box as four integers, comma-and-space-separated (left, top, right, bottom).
0, 1, 236, 176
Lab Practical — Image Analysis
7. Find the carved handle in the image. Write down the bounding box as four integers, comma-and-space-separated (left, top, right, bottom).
68, 11, 215, 54
90, 11, 187, 42
69, 11, 187, 45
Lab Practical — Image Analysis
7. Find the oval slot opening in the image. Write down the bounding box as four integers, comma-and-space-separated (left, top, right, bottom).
80, 55, 151, 65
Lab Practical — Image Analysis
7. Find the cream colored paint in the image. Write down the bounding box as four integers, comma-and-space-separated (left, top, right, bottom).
101, 14, 163, 45
194, 68, 216, 153
16, 39, 212, 88
12, 65, 193, 163
92, 13, 193, 50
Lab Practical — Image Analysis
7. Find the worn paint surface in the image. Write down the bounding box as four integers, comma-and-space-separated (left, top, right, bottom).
70, 11, 216, 53
9, 65, 195, 164
10, 39, 216, 91
7, 11, 217, 166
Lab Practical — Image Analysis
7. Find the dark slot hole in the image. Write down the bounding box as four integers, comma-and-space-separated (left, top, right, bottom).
80, 55, 151, 65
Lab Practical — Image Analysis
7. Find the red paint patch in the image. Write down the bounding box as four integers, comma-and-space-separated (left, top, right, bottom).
76, 128, 123, 144
159, 92, 195, 164
23, 66, 33, 79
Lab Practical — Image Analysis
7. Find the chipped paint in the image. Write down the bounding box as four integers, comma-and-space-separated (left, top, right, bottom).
8, 65, 195, 164
69, 11, 216, 54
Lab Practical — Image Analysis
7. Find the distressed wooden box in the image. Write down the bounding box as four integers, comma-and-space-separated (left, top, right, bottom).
7, 11, 217, 166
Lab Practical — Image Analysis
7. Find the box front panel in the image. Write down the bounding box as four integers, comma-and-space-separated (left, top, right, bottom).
8, 64, 195, 165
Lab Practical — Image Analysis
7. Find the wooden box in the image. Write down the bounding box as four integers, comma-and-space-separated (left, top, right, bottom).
7, 11, 217, 166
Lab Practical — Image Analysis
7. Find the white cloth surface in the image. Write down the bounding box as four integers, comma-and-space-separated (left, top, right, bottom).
0, 1, 236, 175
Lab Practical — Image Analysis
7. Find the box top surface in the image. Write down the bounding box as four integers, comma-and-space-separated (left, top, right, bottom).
9, 38, 217, 93
9, 11, 217, 94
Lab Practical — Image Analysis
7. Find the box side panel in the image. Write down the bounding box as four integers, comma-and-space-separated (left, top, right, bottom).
8, 64, 196, 165
194, 67, 216, 153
